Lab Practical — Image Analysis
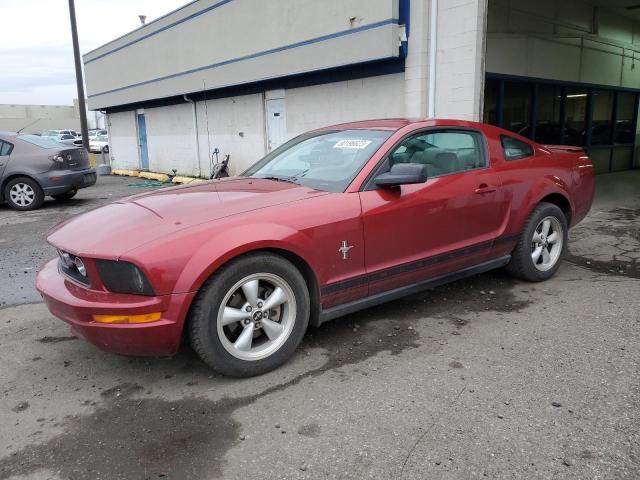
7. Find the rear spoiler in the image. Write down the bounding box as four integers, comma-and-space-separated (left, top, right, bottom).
542, 144, 584, 153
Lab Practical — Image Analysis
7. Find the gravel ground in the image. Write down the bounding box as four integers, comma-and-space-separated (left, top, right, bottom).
0, 172, 638, 480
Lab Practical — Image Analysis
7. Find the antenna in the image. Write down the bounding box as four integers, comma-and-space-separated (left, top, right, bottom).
16, 118, 42, 134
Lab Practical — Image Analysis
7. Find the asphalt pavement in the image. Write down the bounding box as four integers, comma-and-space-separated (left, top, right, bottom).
0, 172, 638, 480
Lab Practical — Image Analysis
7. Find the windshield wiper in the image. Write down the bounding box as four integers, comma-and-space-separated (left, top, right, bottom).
258, 175, 300, 184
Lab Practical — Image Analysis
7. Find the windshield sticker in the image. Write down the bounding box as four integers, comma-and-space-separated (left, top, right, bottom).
333, 139, 372, 149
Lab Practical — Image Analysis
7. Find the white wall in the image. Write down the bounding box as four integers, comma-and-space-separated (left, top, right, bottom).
286, 73, 406, 137
145, 103, 197, 175
107, 111, 140, 170
486, 0, 640, 88
84, 0, 400, 109
107, 72, 409, 175
195, 93, 266, 176
433, 0, 488, 121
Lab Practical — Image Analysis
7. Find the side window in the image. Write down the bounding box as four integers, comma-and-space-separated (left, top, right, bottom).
0, 141, 13, 156
389, 130, 486, 177
501, 135, 533, 160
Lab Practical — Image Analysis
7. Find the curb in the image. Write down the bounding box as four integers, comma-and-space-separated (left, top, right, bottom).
111, 170, 205, 184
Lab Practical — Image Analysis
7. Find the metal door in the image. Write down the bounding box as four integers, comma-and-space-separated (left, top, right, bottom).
265, 98, 287, 152
137, 113, 149, 170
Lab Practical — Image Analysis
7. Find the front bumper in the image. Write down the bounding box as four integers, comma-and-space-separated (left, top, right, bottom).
41, 168, 97, 195
36, 259, 196, 357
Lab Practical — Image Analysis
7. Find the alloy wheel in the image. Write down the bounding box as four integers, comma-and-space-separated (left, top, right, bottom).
9, 183, 35, 207
216, 273, 296, 361
531, 216, 563, 271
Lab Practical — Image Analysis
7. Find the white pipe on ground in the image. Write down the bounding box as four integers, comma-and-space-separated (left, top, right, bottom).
184, 94, 202, 178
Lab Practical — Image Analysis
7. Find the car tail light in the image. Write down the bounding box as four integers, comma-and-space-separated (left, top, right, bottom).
49, 154, 65, 165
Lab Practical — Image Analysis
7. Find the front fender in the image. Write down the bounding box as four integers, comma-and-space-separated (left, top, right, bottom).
173, 222, 316, 294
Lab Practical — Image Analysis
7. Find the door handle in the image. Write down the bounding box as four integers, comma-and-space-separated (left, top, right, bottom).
475, 184, 496, 194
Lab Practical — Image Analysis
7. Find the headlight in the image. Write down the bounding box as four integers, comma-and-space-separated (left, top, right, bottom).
73, 257, 87, 277
57, 250, 89, 285
95, 260, 155, 296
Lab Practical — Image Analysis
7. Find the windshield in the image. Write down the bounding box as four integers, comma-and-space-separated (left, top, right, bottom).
243, 129, 392, 192
17, 134, 66, 149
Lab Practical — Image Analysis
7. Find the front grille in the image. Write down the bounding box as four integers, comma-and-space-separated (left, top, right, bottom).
58, 251, 90, 286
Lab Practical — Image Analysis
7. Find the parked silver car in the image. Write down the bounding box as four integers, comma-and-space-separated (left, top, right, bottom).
0, 132, 96, 211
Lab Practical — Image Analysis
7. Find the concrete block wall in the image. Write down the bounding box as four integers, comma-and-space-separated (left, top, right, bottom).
285, 73, 406, 138
195, 94, 266, 177
145, 103, 197, 176
433, 0, 488, 121
107, 72, 407, 176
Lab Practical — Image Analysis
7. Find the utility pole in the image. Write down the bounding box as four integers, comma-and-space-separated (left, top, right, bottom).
68, 0, 89, 150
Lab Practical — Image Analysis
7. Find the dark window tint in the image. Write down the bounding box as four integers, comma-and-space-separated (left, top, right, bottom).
533, 84, 562, 144
389, 130, 485, 177
0, 141, 13, 156
501, 136, 533, 160
503, 81, 532, 135
483, 78, 499, 125
591, 90, 614, 146
564, 88, 588, 146
614, 92, 636, 144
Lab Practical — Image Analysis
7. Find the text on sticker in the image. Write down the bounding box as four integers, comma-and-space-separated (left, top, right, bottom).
333, 139, 373, 149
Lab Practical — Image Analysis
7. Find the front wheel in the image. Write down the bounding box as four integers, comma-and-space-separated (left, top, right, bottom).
506, 202, 568, 282
189, 253, 310, 377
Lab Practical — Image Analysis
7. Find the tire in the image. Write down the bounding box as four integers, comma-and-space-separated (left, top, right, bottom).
506, 202, 568, 282
52, 188, 77, 201
189, 252, 310, 377
4, 177, 44, 211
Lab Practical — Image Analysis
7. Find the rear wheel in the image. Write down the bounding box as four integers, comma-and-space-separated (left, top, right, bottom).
4, 177, 44, 211
52, 188, 77, 201
506, 202, 568, 282
189, 253, 310, 377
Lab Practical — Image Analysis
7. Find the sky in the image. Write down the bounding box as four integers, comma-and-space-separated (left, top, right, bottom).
0, 0, 188, 105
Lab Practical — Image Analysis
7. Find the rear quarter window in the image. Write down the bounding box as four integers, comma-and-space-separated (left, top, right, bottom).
501, 135, 533, 160
0, 140, 13, 156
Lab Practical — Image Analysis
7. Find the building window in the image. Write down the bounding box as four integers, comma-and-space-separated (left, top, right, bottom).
483, 78, 499, 125
532, 84, 562, 145
590, 90, 615, 146
484, 74, 639, 173
614, 92, 636, 144
502, 81, 532, 135
564, 88, 588, 146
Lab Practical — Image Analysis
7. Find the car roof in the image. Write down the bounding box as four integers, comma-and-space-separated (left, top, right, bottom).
311, 118, 489, 133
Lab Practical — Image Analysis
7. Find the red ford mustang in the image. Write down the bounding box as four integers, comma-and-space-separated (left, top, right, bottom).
36, 119, 594, 377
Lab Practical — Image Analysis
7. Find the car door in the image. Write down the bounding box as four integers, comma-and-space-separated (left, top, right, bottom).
359, 128, 508, 296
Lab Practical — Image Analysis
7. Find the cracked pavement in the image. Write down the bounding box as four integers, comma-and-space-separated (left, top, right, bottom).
1, 172, 639, 479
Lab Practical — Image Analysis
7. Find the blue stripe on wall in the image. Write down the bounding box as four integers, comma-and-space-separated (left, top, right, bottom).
88, 18, 399, 99
84, 0, 233, 64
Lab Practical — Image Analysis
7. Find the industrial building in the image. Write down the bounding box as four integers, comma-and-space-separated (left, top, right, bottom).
84, 0, 640, 176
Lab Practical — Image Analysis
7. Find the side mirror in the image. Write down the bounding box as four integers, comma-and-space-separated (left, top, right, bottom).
374, 163, 427, 188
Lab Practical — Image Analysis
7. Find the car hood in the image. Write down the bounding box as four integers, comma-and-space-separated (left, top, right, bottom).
48, 177, 328, 258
